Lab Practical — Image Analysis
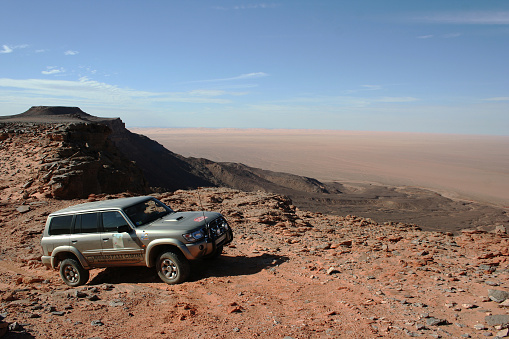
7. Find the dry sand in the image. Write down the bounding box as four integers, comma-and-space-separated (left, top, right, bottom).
130, 128, 509, 208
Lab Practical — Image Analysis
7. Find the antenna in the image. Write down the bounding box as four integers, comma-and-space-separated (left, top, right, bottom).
196, 187, 210, 241
196, 187, 206, 222
196, 187, 204, 211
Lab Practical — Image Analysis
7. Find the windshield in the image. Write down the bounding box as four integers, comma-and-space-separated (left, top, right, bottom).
124, 198, 172, 227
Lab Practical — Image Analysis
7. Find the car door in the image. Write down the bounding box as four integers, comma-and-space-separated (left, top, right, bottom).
99, 211, 144, 265
70, 212, 103, 265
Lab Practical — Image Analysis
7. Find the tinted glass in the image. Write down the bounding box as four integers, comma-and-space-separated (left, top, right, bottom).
102, 211, 128, 232
75, 213, 98, 234
49, 215, 73, 235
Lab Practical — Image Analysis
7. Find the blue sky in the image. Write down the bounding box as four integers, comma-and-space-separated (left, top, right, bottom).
0, 1, 508, 135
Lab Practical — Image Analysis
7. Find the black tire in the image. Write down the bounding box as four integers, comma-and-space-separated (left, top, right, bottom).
156, 251, 190, 284
59, 258, 89, 287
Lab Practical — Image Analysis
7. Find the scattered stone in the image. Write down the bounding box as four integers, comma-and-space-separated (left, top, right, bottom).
485, 315, 509, 326
426, 317, 447, 326
91, 320, 104, 326
228, 302, 243, 313
474, 324, 487, 330
488, 290, 509, 303
102, 284, 114, 290
326, 267, 340, 275
16, 205, 30, 213
496, 328, 509, 338
109, 300, 124, 307
88, 294, 100, 301
8, 322, 22, 331
494, 225, 507, 234
75, 290, 88, 298
462, 303, 477, 309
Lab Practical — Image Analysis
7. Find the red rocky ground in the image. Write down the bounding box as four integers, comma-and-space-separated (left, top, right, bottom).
0, 188, 508, 338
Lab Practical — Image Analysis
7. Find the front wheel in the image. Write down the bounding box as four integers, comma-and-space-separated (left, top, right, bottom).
59, 258, 89, 287
156, 251, 190, 284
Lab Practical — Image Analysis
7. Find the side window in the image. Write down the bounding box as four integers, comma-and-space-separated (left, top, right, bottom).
49, 215, 73, 235
74, 213, 99, 234
102, 211, 128, 232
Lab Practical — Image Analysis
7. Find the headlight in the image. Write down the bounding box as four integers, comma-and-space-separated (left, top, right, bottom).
183, 229, 205, 242
222, 220, 229, 230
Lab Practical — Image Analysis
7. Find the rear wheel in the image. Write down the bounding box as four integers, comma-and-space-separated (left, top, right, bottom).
156, 251, 190, 284
59, 258, 89, 287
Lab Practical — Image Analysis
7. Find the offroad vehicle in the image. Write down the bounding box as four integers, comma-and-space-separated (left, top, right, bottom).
41, 196, 233, 286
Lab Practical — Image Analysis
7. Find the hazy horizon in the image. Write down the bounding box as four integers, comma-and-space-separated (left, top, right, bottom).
132, 127, 509, 208
127, 126, 509, 137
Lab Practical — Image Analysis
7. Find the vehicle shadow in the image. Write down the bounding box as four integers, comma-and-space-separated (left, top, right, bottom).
88, 253, 289, 285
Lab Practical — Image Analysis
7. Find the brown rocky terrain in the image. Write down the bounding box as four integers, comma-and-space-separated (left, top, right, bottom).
0, 189, 508, 338
0, 106, 508, 338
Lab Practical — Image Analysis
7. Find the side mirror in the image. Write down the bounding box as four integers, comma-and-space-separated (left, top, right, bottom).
117, 225, 131, 233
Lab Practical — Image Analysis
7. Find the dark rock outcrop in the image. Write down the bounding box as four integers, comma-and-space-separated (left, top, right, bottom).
0, 120, 149, 199
0, 106, 328, 199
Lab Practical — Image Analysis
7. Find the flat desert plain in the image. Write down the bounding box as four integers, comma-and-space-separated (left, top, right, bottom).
131, 128, 509, 208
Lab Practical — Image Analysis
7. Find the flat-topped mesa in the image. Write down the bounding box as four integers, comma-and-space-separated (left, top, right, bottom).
0, 106, 119, 124
20, 106, 91, 117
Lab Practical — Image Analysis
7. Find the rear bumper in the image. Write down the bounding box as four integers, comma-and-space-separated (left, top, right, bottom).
41, 256, 53, 269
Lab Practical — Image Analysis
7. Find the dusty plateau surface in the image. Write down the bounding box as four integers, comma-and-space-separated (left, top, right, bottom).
131, 128, 509, 207
0, 189, 508, 338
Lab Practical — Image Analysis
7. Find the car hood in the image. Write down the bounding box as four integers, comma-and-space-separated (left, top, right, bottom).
145, 211, 221, 230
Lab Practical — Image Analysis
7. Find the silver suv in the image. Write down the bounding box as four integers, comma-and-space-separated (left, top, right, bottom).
41, 196, 233, 286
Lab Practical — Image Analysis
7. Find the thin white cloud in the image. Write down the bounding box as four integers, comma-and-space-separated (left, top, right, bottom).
361, 85, 382, 91
0, 45, 13, 54
417, 11, 509, 25
234, 3, 278, 10
483, 97, 509, 101
417, 35, 434, 39
377, 97, 418, 103
0, 44, 28, 54
215, 3, 278, 10
0, 77, 239, 107
64, 50, 79, 56
443, 33, 461, 38
188, 72, 269, 83
41, 66, 65, 75
253, 94, 419, 109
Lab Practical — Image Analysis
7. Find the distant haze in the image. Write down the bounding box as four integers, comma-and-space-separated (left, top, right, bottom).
131, 128, 509, 208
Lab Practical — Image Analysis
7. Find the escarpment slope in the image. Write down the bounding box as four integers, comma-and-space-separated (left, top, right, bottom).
0, 106, 331, 198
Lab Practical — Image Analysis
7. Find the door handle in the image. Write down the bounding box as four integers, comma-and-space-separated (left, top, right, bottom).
71, 240, 77, 244
102, 238, 109, 241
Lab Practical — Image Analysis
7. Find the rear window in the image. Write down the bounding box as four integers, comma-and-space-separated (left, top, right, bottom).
74, 213, 99, 234
48, 215, 73, 235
